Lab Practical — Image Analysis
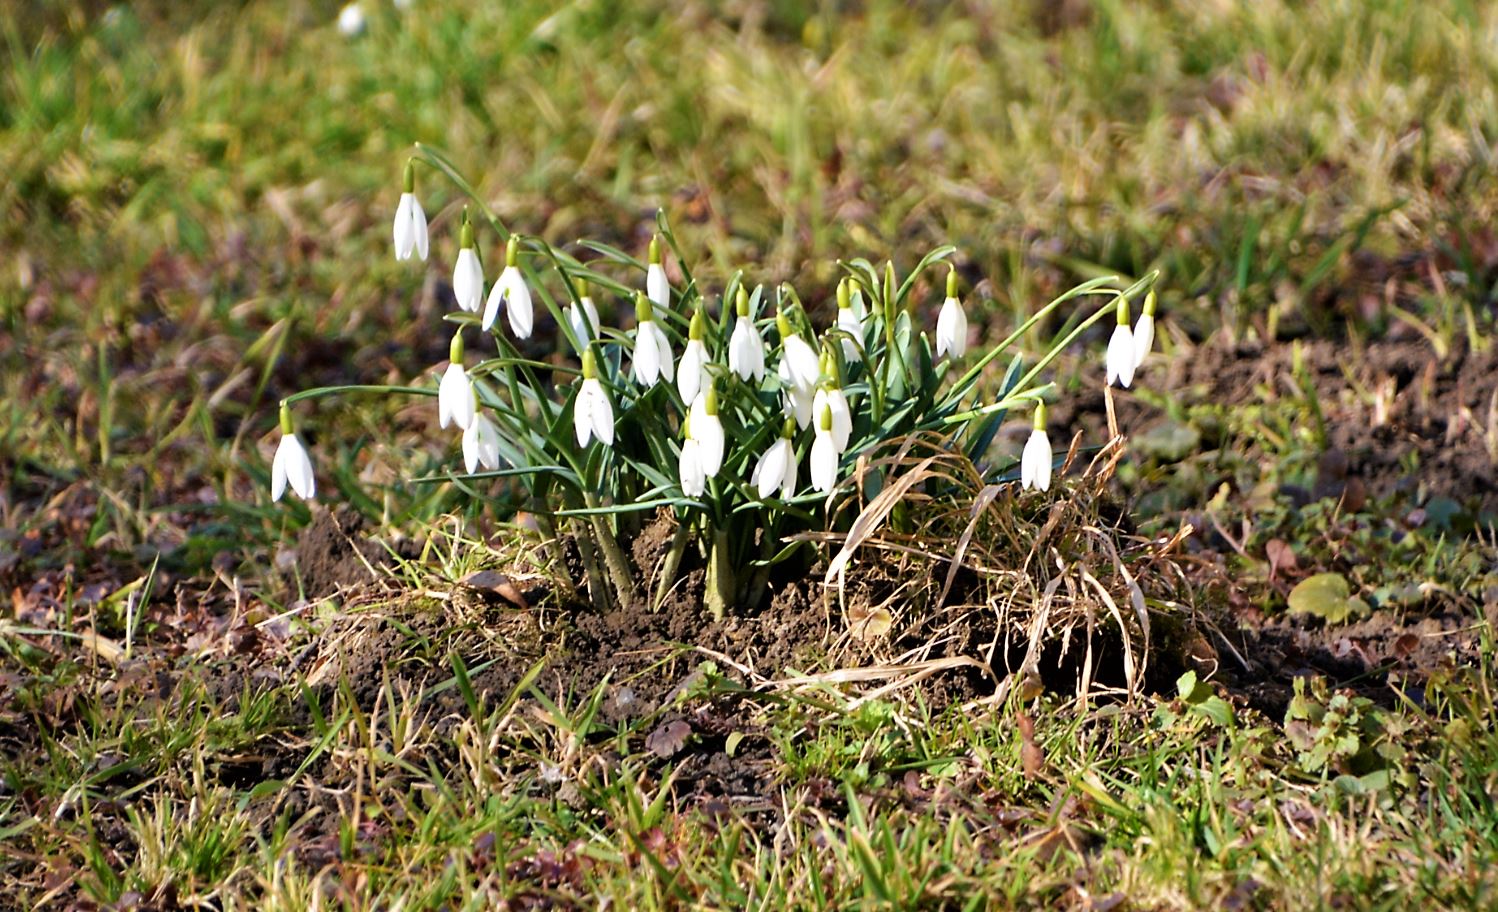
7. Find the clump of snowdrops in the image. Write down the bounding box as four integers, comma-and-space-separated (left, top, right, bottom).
271, 149, 1161, 616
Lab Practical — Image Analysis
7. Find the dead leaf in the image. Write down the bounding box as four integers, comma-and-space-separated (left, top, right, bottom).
1264, 538, 1297, 581
846, 603, 892, 641
459, 571, 529, 611
645, 719, 692, 759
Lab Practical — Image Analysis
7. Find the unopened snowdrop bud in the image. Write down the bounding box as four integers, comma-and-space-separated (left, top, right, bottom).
1020, 401, 1053, 492
883, 261, 898, 321
452, 213, 483, 312
678, 310, 711, 403
574, 350, 615, 447
1132, 290, 1156, 371
568, 278, 601, 348
752, 418, 799, 500
1105, 296, 1136, 389
630, 292, 675, 386
810, 404, 838, 494
936, 267, 968, 359
438, 333, 476, 429
647, 235, 670, 310
463, 412, 502, 474
691, 386, 725, 477
271, 402, 316, 502
678, 415, 706, 497
836, 278, 862, 362
393, 161, 429, 262
728, 286, 767, 382
483, 236, 534, 338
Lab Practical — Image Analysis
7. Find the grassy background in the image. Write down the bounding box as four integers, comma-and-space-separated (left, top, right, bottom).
3, 0, 1498, 907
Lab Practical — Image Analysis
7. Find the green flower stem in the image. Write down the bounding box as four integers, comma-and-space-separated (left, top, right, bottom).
705, 527, 734, 622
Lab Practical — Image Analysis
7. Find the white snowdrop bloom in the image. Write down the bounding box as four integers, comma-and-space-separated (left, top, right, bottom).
810, 404, 839, 494
935, 268, 968, 359
1020, 402, 1052, 492
573, 352, 615, 447
568, 280, 601, 348
780, 333, 821, 393
728, 287, 767, 382
751, 423, 798, 500
462, 413, 502, 474
688, 388, 725, 478
337, 2, 366, 36
437, 334, 476, 430
271, 404, 315, 502
679, 436, 706, 497
677, 311, 711, 404
779, 359, 816, 428
483, 238, 534, 338
392, 163, 428, 262
812, 386, 852, 454
1105, 321, 1136, 389
835, 279, 863, 362
452, 218, 483, 313
630, 293, 675, 386
1132, 290, 1157, 370
646, 236, 670, 310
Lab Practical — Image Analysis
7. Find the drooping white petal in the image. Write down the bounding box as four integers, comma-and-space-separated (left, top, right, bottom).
632, 321, 662, 385
647, 263, 670, 310
936, 296, 968, 358
837, 308, 863, 362
463, 415, 502, 474
453, 248, 483, 313
753, 437, 797, 500
692, 409, 724, 477
810, 428, 837, 494
1132, 314, 1155, 371
814, 388, 853, 453
587, 379, 614, 446
410, 195, 428, 261
782, 336, 820, 392
286, 435, 315, 499
780, 361, 815, 428
503, 267, 533, 339
679, 438, 705, 496
574, 382, 595, 447
729, 316, 767, 382
271, 436, 289, 502
1105, 324, 1136, 388
649, 322, 675, 383
1021, 429, 1053, 492
569, 297, 601, 348
678, 340, 709, 403
393, 194, 414, 261
438, 363, 475, 430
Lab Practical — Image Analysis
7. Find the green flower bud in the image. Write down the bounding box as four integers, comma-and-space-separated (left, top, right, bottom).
1115, 294, 1131, 326
505, 235, 520, 268
689, 309, 706, 341
781, 417, 797, 439
459, 212, 475, 250
402, 159, 415, 194
635, 290, 654, 323
449, 332, 464, 364
1033, 399, 1047, 431
705, 385, 719, 416
582, 349, 598, 379
1143, 289, 1157, 317
818, 403, 834, 432
649, 235, 662, 265
279, 401, 295, 435
736, 285, 750, 317
776, 311, 793, 340
946, 265, 958, 299
837, 277, 851, 311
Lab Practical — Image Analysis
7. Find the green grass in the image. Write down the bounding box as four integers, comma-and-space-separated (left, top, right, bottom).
4, 0, 1498, 907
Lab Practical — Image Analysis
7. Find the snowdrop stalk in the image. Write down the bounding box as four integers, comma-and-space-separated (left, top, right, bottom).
728, 286, 767, 382
438, 332, 476, 430
1105, 295, 1136, 389
1132, 290, 1156, 371
1020, 400, 1053, 492
631, 292, 675, 386
647, 235, 670, 311
271, 402, 315, 502
574, 350, 615, 447
452, 212, 483, 313
483, 236, 534, 338
752, 418, 799, 500
392, 160, 429, 262
935, 266, 968, 359
810, 403, 839, 494
678, 309, 711, 403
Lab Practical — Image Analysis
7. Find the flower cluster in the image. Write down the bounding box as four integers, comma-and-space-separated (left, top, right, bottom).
269, 151, 1160, 611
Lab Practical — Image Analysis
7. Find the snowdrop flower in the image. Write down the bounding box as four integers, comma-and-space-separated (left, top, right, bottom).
679, 419, 706, 498
337, 2, 366, 36
452, 214, 483, 313
812, 354, 852, 453
1020, 401, 1053, 492
835, 278, 863, 362
271, 402, 315, 501
392, 161, 428, 262
462, 413, 502, 474
1105, 295, 1136, 389
1132, 290, 1156, 371
728, 286, 767, 382
630, 292, 675, 386
567, 279, 601, 349
688, 386, 725, 478
935, 267, 968, 359
847, 278, 868, 323
438, 333, 476, 430
574, 351, 615, 447
678, 310, 711, 404
483, 236, 534, 339
646, 235, 670, 311
777, 312, 821, 428
810, 404, 839, 494
752, 419, 799, 500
